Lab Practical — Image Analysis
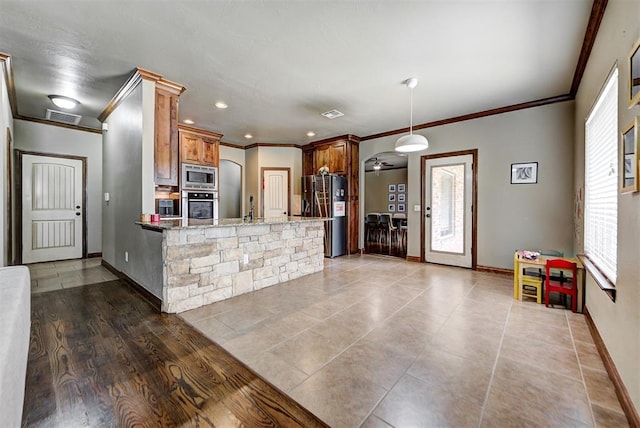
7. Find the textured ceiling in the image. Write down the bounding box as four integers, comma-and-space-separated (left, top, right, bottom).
0, 1, 592, 147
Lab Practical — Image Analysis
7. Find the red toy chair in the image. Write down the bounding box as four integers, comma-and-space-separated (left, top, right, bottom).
545, 259, 578, 312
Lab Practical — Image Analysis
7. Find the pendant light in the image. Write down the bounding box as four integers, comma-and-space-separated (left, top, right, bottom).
395, 77, 428, 153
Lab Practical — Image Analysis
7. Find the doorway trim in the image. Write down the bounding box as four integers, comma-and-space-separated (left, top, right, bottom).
260, 167, 291, 217
15, 150, 88, 264
420, 149, 478, 268
5, 128, 12, 265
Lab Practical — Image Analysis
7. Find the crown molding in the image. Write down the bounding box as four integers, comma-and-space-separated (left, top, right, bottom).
16, 115, 102, 134
362, 94, 573, 141
570, 0, 608, 96
98, 67, 185, 122
178, 123, 222, 139
244, 142, 303, 150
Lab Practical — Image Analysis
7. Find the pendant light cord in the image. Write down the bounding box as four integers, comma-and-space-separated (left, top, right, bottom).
409, 87, 414, 135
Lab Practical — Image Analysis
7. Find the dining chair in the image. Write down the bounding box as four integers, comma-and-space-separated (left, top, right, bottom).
545, 259, 578, 312
365, 213, 380, 243
515, 251, 544, 303
378, 213, 393, 244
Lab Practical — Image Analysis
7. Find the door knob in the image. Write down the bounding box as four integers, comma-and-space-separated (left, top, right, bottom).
76, 205, 81, 209
75, 212, 81, 216
426, 214, 431, 218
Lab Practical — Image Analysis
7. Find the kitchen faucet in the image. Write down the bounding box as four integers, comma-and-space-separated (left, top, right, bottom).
245, 195, 254, 221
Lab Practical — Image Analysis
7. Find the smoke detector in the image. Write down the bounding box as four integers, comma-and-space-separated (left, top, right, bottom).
46, 109, 82, 125
321, 109, 344, 119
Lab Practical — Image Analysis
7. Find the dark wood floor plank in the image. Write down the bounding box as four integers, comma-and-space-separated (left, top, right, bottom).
24, 280, 328, 428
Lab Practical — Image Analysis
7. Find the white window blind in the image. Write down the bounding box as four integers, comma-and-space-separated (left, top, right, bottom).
584, 67, 618, 283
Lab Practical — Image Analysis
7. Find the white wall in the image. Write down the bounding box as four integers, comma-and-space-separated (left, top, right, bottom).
102, 80, 163, 298
360, 101, 575, 269
574, 0, 640, 414
364, 169, 408, 214
13, 120, 102, 255
0, 63, 14, 266
258, 146, 302, 216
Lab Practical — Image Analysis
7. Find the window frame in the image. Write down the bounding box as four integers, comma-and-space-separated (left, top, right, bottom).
583, 65, 619, 289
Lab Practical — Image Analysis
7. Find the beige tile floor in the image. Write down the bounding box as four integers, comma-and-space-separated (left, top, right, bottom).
27, 257, 117, 294
28, 255, 629, 427
181, 254, 630, 428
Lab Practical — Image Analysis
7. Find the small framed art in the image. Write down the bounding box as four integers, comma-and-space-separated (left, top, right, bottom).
397, 204, 406, 212
621, 118, 638, 193
397, 183, 406, 192
628, 36, 640, 107
388, 184, 396, 193
388, 204, 395, 212
510, 162, 538, 184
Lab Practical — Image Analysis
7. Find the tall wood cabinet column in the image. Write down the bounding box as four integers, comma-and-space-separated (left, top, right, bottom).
154, 79, 186, 187
302, 134, 360, 254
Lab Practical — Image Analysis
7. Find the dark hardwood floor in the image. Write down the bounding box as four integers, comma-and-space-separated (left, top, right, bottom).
23, 280, 328, 427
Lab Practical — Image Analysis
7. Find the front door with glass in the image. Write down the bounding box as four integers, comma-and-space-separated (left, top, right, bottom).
424, 154, 473, 268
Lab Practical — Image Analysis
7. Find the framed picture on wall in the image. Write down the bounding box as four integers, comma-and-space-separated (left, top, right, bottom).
397, 183, 406, 192
628, 36, 640, 107
397, 204, 406, 212
388, 184, 396, 193
388, 204, 396, 212
510, 162, 538, 184
398, 193, 406, 202
621, 118, 638, 193
388, 193, 396, 202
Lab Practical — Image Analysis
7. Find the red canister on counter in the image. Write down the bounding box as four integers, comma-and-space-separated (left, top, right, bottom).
150, 214, 160, 223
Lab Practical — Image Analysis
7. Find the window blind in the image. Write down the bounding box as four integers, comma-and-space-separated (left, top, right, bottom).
584, 68, 618, 283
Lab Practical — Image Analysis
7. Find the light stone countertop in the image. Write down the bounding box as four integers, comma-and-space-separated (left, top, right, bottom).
137, 216, 330, 231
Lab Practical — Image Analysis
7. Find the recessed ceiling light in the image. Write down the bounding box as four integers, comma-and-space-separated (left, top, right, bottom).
321, 109, 344, 119
306, 131, 316, 137
244, 133, 253, 139
183, 119, 195, 125
215, 101, 228, 109
48, 95, 80, 110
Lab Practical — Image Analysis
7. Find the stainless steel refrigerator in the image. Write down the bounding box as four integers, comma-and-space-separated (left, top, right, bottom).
301, 175, 347, 258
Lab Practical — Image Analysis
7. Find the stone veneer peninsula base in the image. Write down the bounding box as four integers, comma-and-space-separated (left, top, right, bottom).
141, 217, 327, 313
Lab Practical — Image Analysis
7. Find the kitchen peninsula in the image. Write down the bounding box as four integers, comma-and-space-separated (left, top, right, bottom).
138, 217, 326, 313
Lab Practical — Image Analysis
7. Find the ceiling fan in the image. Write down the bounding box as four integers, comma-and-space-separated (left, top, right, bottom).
369, 157, 394, 170
368, 157, 394, 175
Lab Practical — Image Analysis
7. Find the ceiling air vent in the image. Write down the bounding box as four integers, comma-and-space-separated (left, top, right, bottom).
321, 109, 344, 119
46, 109, 82, 125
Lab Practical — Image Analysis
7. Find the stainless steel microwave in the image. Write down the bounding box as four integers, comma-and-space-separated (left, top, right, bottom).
182, 163, 217, 191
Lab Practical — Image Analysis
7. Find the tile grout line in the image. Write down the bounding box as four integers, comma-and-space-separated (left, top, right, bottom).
567, 311, 598, 427
476, 299, 514, 428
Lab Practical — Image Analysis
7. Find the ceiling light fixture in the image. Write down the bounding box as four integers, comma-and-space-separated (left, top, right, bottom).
48, 95, 80, 110
373, 163, 382, 170
215, 101, 228, 109
183, 119, 195, 125
395, 77, 428, 153
307, 131, 316, 137
244, 133, 253, 139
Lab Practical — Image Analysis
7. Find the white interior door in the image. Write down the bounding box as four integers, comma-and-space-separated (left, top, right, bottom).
424, 154, 473, 268
263, 169, 289, 217
22, 154, 83, 263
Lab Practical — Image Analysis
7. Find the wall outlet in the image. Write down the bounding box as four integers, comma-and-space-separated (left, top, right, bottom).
125, 251, 129, 263
243, 254, 249, 265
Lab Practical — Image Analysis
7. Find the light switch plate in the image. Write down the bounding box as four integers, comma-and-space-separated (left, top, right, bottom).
104, 192, 110, 202
414, 204, 421, 212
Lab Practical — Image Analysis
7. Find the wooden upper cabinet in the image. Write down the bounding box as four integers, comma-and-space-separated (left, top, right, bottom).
179, 125, 222, 167
329, 141, 347, 174
154, 80, 184, 187
201, 137, 218, 166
